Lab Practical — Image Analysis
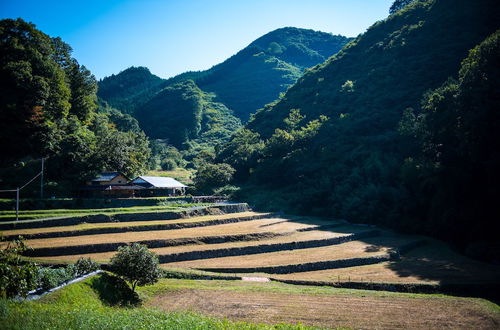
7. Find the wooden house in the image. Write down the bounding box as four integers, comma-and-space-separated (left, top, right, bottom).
81, 172, 139, 197
80, 172, 188, 198
86, 172, 129, 186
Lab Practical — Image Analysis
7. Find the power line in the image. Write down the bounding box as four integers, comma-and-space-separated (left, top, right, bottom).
0, 158, 47, 221
19, 171, 42, 190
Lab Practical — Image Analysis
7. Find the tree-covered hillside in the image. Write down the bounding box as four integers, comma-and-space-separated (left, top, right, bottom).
97, 66, 165, 114
217, 0, 500, 256
135, 80, 241, 151
193, 27, 351, 119
96, 28, 350, 157
98, 27, 351, 121
0, 19, 150, 194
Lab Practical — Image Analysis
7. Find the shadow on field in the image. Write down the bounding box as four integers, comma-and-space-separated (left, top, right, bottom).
280, 215, 500, 288
86, 273, 140, 307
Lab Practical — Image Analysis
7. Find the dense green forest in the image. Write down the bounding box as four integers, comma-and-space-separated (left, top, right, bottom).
97, 28, 351, 153
0, 19, 150, 194
135, 80, 241, 153
97, 66, 165, 114
215, 0, 500, 258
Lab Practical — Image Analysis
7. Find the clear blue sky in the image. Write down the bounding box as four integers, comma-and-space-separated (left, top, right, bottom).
0, 0, 393, 80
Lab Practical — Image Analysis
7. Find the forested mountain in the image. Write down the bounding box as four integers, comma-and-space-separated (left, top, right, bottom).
135, 80, 241, 151
98, 28, 351, 124
181, 27, 352, 119
98, 66, 165, 114
97, 28, 350, 154
217, 0, 500, 256
0, 19, 150, 194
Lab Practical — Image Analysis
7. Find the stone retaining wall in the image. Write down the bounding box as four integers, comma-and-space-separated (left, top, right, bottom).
198, 254, 392, 274
159, 230, 380, 263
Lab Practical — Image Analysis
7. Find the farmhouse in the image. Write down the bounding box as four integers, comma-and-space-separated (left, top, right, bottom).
131, 176, 187, 197
86, 172, 129, 185
80, 172, 187, 197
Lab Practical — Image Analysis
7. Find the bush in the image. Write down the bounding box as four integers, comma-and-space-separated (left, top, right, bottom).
161, 159, 177, 171
194, 163, 235, 194
37, 261, 91, 291
0, 238, 39, 298
37, 268, 73, 291
213, 185, 240, 199
75, 257, 100, 276
109, 243, 160, 292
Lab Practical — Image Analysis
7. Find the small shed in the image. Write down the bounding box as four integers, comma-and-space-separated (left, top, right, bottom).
131, 176, 187, 196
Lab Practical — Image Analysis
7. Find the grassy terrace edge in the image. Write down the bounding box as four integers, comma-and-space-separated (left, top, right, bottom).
0, 203, 251, 230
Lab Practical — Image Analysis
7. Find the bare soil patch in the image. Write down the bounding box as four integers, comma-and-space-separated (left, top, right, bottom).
147, 288, 500, 329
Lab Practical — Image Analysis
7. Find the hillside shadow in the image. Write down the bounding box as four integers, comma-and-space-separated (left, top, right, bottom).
385, 241, 500, 285
87, 273, 140, 307
278, 215, 500, 287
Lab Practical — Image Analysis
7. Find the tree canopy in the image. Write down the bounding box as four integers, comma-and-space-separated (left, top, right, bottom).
109, 243, 161, 292
0, 18, 151, 192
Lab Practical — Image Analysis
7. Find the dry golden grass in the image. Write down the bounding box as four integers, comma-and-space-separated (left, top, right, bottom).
32, 229, 350, 264
16, 210, 500, 288
274, 261, 440, 284
2, 211, 266, 237
162, 239, 391, 269
146, 285, 500, 329
243, 239, 500, 285
24, 217, 317, 249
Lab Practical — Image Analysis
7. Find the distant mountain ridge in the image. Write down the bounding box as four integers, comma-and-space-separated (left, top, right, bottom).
97, 27, 351, 149
97, 66, 165, 114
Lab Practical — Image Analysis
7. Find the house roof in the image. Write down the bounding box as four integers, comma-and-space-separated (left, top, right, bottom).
132, 176, 187, 188
91, 172, 128, 182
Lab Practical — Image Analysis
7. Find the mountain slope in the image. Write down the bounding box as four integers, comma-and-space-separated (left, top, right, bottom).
248, 1, 500, 136
97, 66, 165, 114
97, 28, 351, 153
192, 27, 351, 119
134, 80, 241, 149
220, 0, 500, 239
174, 27, 350, 120
98, 28, 351, 121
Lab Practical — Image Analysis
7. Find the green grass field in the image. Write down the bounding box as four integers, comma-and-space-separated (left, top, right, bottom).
0, 274, 317, 330
0, 203, 211, 221
1, 273, 498, 329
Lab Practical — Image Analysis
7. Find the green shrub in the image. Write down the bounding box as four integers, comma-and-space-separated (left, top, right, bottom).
37, 268, 71, 291
213, 185, 240, 199
110, 243, 160, 292
75, 258, 100, 276
0, 238, 39, 298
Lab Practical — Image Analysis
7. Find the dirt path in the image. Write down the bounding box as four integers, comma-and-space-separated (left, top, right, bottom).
147, 288, 499, 329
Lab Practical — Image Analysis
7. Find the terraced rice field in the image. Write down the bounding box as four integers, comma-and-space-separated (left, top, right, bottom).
3, 207, 500, 286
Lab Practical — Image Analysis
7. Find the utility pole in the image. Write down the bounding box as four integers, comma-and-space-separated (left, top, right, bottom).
16, 187, 19, 221
40, 157, 44, 199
